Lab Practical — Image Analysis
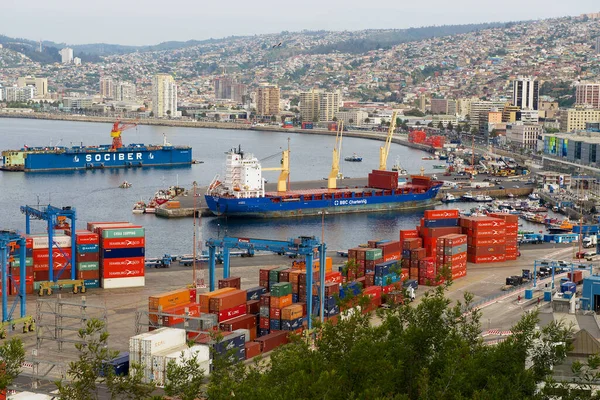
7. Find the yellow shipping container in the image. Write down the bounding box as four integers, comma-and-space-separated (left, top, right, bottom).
281, 304, 303, 320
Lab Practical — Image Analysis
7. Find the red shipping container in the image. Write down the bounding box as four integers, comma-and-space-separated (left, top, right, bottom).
382, 251, 401, 262
409, 267, 419, 278
218, 276, 241, 290
220, 314, 258, 341
102, 257, 144, 269
102, 261, 144, 278
382, 284, 398, 294
33, 261, 70, 272
278, 268, 294, 282
102, 237, 146, 249
9, 276, 34, 295
254, 331, 289, 353
162, 303, 200, 326
401, 268, 409, 281
467, 245, 505, 256
421, 227, 462, 238
424, 209, 460, 220
269, 307, 281, 319
33, 248, 72, 264
365, 272, 375, 287
259, 317, 270, 329
209, 289, 247, 312
463, 217, 505, 229
76, 252, 100, 263
403, 238, 423, 250
439, 234, 468, 247
488, 213, 519, 223
467, 254, 506, 263
467, 236, 506, 246
217, 303, 247, 322
325, 271, 343, 284
75, 231, 100, 245
464, 228, 506, 238
245, 341, 262, 359
189, 288, 197, 303
367, 240, 379, 249
504, 223, 519, 231
86, 221, 130, 232
505, 245, 518, 252
77, 270, 100, 280
33, 268, 71, 281
451, 268, 467, 280
400, 229, 419, 243
246, 300, 260, 315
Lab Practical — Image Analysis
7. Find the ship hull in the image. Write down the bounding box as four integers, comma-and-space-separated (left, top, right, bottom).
2, 147, 192, 172
205, 186, 441, 218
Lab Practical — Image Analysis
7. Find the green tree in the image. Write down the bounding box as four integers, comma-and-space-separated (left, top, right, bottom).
349, 118, 354, 124
332, 116, 338, 122
404, 108, 425, 117
0, 338, 25, 391
55, 319, 156, 400
456, 124, 463, 133
447, 121, 453, 131
364, 117, 370, 123
214, 114, 221, 121
427, 121, 434, 127
270, 115, 277, 122
471, 126, 479, 135
149, 111, 154, 117
437, 121, 445, 130
164, 349, 207, 400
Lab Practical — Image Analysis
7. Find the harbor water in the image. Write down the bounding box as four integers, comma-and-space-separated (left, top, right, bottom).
0, 118, 556, 256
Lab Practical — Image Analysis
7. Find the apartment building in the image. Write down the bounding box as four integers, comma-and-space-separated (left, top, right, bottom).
300, 90, 340, 122
256, 84, 280, 117
152, 74, 178, 118
506, 122, 543, 149
17, 76, 48, 97
576, 83, 600, 109
560, 107, 600, 132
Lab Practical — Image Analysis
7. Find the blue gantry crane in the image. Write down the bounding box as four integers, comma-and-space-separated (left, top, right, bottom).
20, 204, 85, 295
0, 230, 35, 338
206, 236, 326, 329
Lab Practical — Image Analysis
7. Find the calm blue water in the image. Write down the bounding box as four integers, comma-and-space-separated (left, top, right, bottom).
0, 118, 484, 256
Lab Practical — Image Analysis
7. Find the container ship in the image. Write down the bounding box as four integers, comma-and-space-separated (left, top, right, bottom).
205, 146, 442, 218
1, 120, 192, 172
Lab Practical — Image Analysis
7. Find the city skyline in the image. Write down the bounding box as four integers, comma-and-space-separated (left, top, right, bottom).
0, 0, 599, 46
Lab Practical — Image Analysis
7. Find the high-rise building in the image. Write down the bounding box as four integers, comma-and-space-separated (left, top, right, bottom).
213, 76, 247, 102
299, 90, 341, 122
576, 83, 600, 109
59, 48, 73, 64
16, 76, 48, 97
116, 82, 137, 101
256, 84, 280, 117
4, 86, 36, 102
100, 77, 114, 99
560, 107, 600, 132
430, 98, 457, 115
512, 76, 539, 110
596, 36, 600, 54
152, 74, 177, 118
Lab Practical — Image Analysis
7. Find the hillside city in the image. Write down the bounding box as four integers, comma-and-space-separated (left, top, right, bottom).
1, 12, 600, 156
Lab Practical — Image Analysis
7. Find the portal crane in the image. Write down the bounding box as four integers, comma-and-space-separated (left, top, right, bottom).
263, 150, 290, 192
206, 236, 326, 329
110, 119, 138, 150
327, 122, 344, 189
379, 111, 398, 171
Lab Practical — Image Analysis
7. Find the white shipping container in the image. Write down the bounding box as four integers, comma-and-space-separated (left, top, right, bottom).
129, 329, 161, 364
153, 344, 211, 386
29, 234, 72, 250
102, 276, 145, 289
236, 328, 250, 343
139, 328, 186, 359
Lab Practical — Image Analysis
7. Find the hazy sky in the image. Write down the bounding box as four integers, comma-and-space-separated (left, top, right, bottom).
1, 0, 599, 46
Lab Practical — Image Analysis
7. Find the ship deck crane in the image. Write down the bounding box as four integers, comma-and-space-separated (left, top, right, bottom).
206, 236, 326, 329
263, 150, 290, 192
0, 230, 34, 338
379, 111, 398, 171
327, 122, 344, 189
20, 204, 84, 296
110, 119, 138, 150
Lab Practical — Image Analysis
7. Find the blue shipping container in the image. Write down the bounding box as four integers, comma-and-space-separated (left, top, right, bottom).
375, 272, 400, 287
561, 281, 576, 293
292, 293, 299, 303
270, 319, 281, 331
282, 317, 303, 330
246, 286, 267, 301
375, 264, 390, 277
211, 332, 245, 355
340, 281, 363, 299
102, 247, 144, 259
423, 218, 459, 228
402, 249, 411, 258
77, 244, 99, 254
84, 279, 100, 288
258, 328, 270, 337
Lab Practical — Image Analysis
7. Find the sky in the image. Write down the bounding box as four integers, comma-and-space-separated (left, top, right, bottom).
1, 0, 599, 46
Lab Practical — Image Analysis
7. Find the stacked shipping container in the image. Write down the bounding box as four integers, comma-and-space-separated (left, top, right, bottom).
488, 213, 519, 260
71, 230, 100, 289
436, 234, 468, 280
461, 216, 507, 264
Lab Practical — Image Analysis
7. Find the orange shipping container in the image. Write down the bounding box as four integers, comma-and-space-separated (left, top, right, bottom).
149, 288, 191, 311
451, 267, 467, 280
270, 293, 293, 309
467, 254, 506, 263
281, 304, 303, 320
409, 267, 419, 279
424, 209, 460, 220
467, 236, 506, 246
162, 303, 200, 326
209, 289, 246, 312
198, 287, 236, 313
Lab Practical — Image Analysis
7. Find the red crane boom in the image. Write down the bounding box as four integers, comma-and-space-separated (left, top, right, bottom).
110, 120, 138, 150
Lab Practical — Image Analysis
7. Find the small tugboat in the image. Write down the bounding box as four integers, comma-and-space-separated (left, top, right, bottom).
441, 193, 458, 203
391, 158, 408, 175
344, 153, 362, 162
547, 219, 574, 234
119, 181, 132, 189
474, 194, 494, 202
461, 191, 475, 202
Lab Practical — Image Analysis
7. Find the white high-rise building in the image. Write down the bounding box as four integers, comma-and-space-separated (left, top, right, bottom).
151, 74, 178, 118
100, 77, 114, 99
512, 76, 539, 111
117, 82, 137, 101
59, 48, 74, 64
299, 89, 341, 122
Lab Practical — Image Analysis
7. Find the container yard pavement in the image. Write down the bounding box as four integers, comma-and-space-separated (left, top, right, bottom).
12, 244, 577, 387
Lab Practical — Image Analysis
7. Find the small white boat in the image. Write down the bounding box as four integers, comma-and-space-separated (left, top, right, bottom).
391, 157, 408, 175
132, 201, 145, 214
441, 193, 458, 203
119, 181, 132, 189
528, 192, 540, 201
461, 192, 475, 202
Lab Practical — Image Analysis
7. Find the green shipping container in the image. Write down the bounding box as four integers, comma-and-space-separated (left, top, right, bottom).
11, 257, 33, 267
269, 266, 288, 283
270, 282, 292, 297
77, 262, 99, 271
365, 248, 383, 261
101, 228, 145, 239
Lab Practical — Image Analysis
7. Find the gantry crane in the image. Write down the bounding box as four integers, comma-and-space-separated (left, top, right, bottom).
206, 236, 326, 329
110, 119, 138, 150
379, 111, 398, 171
20, 205, 85, 295
263, 150, 290, 192
0, 230, 35, 338
327, 121, 344, 189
